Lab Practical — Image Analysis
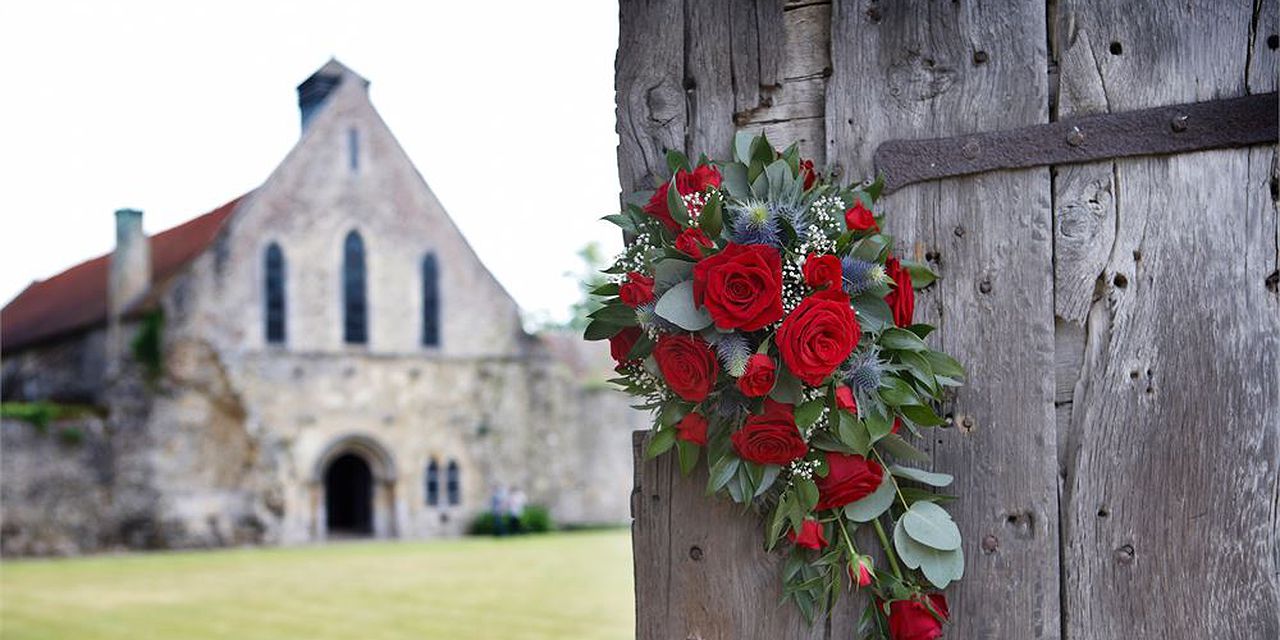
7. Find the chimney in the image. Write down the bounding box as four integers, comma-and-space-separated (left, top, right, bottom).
296, 59, 369, 132
109, 208, 150, 319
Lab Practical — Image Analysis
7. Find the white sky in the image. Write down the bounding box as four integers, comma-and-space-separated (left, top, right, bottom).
0, 0, 624, 326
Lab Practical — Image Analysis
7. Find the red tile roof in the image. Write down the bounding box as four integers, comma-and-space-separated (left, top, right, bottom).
1, 195, 247, 354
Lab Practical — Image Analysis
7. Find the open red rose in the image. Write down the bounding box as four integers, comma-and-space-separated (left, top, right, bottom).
693, 243, 784, 331
814, 451, 883, 510
619, 272, 655, 308
642, 164, 723, 232
653, 334, 719, 402
737, 354, 777, 397
888, 594, 949, 640
609, 327, 643, 365
731, 399, 807, 465
776, 289, 860, 386
787, 519, 828, 550
803, 253, 843, 290
675, 228, 715, 258
845, 202, 878, 232
675, 412, 708, 446
884, 256, 915, 327
800, 159, 818, 191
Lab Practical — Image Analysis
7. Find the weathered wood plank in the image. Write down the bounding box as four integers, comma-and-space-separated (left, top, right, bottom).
826, 3, 1061, 640
1057, 1, 1280, 637
616, 0, 685, 194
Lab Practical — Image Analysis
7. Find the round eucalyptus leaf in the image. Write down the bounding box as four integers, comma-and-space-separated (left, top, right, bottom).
894, 519, 965, 588
902, 501, 961, 551
842, 474, 895, 523
654, 280, 713, 331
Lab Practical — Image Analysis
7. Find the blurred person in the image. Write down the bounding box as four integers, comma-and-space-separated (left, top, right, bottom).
508, 486, 527, 534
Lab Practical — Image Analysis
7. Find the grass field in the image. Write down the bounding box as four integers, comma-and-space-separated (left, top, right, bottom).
0, 529, 634, 640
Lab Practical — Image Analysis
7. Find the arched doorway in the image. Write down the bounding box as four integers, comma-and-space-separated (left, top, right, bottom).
324, 453, 374, 536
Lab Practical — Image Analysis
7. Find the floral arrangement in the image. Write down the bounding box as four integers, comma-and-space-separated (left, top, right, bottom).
587, 133, 966, 639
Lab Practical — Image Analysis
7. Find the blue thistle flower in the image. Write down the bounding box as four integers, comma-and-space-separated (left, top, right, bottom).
714, 387, 749, 419
841, 257, 879, 296
842, 347, 886, 393
729, 199, 781, 247
711, 332, 752, 377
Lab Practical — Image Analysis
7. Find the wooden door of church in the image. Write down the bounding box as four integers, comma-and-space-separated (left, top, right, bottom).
619, 1, 1278, 638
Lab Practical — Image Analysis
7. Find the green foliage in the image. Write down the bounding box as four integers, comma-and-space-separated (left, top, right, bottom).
0, 401, 97, 433
131, 309, 165, 380
468, 505, 556, 535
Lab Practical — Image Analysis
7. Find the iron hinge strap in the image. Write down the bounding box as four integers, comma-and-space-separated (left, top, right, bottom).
873, 92, 1278, 194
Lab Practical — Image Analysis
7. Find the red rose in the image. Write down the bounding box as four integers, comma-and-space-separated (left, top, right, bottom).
892, 417, 902, 434
609, 327, 643, 365
619, 272, 655, 308
776, 289, 860, 386
814, 452, 883, 510
693, 243, 784, 331
884, 256, 915, 327
675, 228, 715, 258
675, 412, 708, 446
803, 253, 843, 291
888, 594, 949, 640
737, 354, 777, 397
800, 159, 818, 190
731, 399, 808, 465
845, 202, 878, 232
642, 165, 723, 232
835, 386, 857, 413
786, 519, 828, 550
850, 555, 874, 588
653, 334, 720, 402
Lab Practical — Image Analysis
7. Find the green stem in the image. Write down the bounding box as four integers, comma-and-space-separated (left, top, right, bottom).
872, 518, 904, 580
836, 517, 859, 558
871, 448, 910, 510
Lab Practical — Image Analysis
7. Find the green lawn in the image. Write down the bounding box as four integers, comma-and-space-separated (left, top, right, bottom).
0, 529, 634, 640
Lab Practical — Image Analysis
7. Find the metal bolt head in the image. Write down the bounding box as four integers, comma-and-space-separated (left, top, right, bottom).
961, 139, 980, 159
1066, 126, 1086, 147
1171, 115, 1188, 132
689, 545, 704, 561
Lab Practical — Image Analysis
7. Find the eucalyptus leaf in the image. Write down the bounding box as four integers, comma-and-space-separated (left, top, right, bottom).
734, 131, 756, 164
842, 474, 895, 522
654, 280, 713, 331
889, 464, 954, 487
769, 368, 804, 404
653, 259, 694, 289
902, 501, 962, 551
852, 294, 893, 333
722, 163, 750, 199
894, 519, 964, 588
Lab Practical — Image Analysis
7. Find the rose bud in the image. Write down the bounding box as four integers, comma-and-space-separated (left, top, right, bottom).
674, 412, 709, 446
619, 272, 656, 308
835, 385, 857, 413
737, 354, 777, 398
786, 519, 828, 550
844, 202, 879, 232
847, 555, 874, 588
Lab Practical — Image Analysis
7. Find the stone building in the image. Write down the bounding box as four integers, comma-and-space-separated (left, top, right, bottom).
0, 60, 640, 555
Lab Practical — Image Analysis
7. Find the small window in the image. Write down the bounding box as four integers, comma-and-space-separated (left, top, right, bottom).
264, 243, 286, 343
347, 127, 359, 172
422, 253, 440, 346
425, 459, 440, 506
342, 231, 367, 344
446, 460, 460, 506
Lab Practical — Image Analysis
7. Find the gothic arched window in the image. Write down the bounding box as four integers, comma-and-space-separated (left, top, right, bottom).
422, 253, 440, 346
446, 459, 461, 506
425, 459, 440, 506
264, 243, 286, 344
342, 231, 368, 344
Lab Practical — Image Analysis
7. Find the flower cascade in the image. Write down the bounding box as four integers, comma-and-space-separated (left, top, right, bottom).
587, 133, 966, 639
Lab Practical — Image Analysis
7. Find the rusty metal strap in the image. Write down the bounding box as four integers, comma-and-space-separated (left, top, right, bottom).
874, 92, 1278, 194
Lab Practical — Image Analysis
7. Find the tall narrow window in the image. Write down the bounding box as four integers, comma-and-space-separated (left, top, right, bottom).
347, 127, 359, 172
425, 459, 440, 506
422, 253, 440, 346
446, 460, 460, 506
342, 231, 368, 344
264, 243, 286, 344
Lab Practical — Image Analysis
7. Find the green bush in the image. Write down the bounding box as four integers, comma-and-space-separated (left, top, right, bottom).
467, 505, 555, 535
0, 402, 97, 432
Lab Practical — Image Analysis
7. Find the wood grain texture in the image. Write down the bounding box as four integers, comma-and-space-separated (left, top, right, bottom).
1056, 1, 1280, 637
826, 2, 1061, 639
616, 0, 685, 195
